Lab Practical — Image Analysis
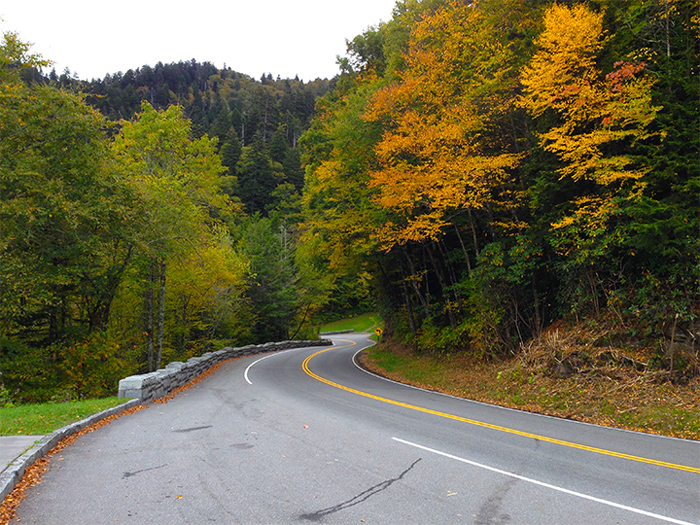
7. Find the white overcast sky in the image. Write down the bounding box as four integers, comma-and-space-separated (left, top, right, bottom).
0, 0, 397, 81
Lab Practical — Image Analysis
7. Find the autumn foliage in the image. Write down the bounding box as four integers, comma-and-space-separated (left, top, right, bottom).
1, 0, 698, 404
364, 1, 523, 249
301, 0, 699, 375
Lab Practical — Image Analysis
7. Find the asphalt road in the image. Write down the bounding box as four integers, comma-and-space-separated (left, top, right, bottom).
16, 333, 700, 524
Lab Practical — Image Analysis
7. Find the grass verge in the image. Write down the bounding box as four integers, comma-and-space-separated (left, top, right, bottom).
360, 340, 700, 441
0, 397, 129, 436
320, 312, 384, 334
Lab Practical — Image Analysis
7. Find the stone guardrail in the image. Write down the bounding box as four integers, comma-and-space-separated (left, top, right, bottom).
2, 339, 332, 504
118, 339, 332, 402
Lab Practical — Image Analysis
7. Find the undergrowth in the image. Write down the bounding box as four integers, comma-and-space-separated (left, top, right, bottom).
361, 321, 700, 440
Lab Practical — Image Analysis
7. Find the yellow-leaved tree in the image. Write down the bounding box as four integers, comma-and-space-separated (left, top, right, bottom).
520, 3, 660, 271
299, 74, 386, 317
359, 0, 542, 344
111, 103, 244, 370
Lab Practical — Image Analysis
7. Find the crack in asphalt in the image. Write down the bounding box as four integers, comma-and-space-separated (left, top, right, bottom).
122, 464, 167, 479
173, 425, 213, 432
298, 458, 422, 522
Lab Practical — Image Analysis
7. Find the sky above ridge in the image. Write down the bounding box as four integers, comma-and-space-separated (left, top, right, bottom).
0, 0, 397, 81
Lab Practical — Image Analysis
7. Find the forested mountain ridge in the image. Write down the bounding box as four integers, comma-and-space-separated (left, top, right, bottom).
48, 60, 328, 142
46, 60, 332, 212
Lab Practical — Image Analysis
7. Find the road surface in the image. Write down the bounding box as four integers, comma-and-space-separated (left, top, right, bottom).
16, 333, 700, 524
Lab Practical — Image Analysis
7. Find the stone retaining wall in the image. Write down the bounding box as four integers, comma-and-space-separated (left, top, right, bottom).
118, 339, 332, 402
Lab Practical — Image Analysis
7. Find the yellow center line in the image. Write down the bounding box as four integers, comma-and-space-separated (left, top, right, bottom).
303, 344, 700, 475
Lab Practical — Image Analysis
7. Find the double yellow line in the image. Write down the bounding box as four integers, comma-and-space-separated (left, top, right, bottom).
302, 344, 700, 475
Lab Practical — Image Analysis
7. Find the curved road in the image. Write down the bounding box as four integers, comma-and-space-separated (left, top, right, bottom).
17, 333, 700, 524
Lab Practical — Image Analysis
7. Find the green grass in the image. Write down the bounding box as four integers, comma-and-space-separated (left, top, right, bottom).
0, 397, 129, 436
368, 347, 452, 387
367, 347, 410, 374
320, 312, 384, 334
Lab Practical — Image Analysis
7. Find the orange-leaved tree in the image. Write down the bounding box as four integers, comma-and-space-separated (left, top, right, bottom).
360, 0, 543, 347
364, 0, 528, 252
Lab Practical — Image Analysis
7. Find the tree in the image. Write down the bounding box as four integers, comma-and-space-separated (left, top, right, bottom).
165, 229, 250, 355
269, 125, 290, 164
112, 102, 233, 370
520, 3, 662, 316
0, 31, 49, 80
599, 0, 700, 334
0, 32, 134, 345
239, 216, 300, 342
521, 4, 658, 188
0, 32, 144, 400
364, 0, 529, 251
356, 0, 545, 349
236, 133, 284, 215
299, 75, 385, 305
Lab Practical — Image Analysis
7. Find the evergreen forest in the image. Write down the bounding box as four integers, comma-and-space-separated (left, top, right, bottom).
1, 0, 698, 404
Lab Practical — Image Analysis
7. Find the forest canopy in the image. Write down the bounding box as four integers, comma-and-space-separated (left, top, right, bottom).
1, 0, 698, 403
301, 0, 698, 368
0, 34, 332, 402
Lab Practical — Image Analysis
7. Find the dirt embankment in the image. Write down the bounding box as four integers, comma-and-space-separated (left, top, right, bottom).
360, 321, 699, 441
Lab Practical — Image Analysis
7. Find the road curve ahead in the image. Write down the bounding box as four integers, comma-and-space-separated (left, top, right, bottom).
16, 333, 700, 524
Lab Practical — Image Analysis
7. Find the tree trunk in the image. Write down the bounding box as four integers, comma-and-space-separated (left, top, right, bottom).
402, 247, 430, 317
401, 278, 418, 336
178, 294, 188, 355
144, 259, 156, 372
290, 302, 313, 340
439, 239, 462, 308
425, 243, 457, 330
531, 273, 542, 337
88, 245, 134, 332
155, 258, 166, 371
467, 207, 480, 257
454, 225, 472, 276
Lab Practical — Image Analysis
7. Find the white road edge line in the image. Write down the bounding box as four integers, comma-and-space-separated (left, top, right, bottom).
244, 351, 287, 385
392, 437, 697, 525
245, 342, 337, 384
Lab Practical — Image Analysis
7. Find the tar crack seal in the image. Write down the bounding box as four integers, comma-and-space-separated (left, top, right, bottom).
173, 425, 213, 432
123, 464, 167, 479
298, 458, 422, 522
